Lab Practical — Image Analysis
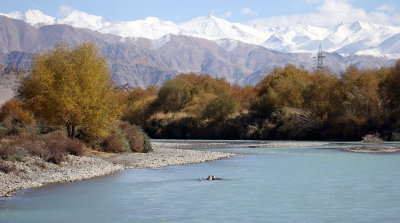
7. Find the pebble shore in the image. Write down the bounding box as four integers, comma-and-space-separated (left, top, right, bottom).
342, 145, 400, 153
0, 141, 238, 197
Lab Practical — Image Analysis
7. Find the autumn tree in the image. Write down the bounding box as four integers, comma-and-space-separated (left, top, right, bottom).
252, 64, 311, 117
153, 73, 232, 115
0, 99, 34, 124
341, 65, 384, 122
123, 87, 157, 126
302, 71, 344, 123
18, 42, 121, 138
231, 84, 257, 111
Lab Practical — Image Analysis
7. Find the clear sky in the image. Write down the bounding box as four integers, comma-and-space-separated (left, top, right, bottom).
2, 0, 400, 26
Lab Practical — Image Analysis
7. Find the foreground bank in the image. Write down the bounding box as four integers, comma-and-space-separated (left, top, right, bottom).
0, 141, 238, 197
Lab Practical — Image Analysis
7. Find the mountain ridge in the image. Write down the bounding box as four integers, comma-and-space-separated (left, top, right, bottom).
0, 15, 395, 92
1, 9, 400, 59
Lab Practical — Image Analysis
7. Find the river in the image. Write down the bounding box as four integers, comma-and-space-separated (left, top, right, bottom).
1, 141, 399, 223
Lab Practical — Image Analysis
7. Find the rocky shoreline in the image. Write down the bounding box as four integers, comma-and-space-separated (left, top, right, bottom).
0, 141, 238, 197
342, 145, 400, 153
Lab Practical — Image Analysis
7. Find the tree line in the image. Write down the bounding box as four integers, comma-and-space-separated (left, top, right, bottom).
1, 42, 400, 142
120, 62, 400, 140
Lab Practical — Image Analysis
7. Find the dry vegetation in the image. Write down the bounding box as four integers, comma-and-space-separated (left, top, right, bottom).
121, 61, 400, 141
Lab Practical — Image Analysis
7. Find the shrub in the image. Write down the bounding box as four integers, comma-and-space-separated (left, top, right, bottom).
76, 128, 101, 148
0, 160, 16, 173
35, 160, 47, 169
26, 141, 49, 159
47, 152, 64, 165
0, 140, 26, 161
66, 139, 85, 156
137, 126, 152, 153
101, 130, 130, 153
44, 132, 68, 163
392, 132, 400, 141
119, 122, 144, 152
0, 140, 14, 160
362, 133, 384, 143
202, 93, 238, 122
101, 122, 152, 153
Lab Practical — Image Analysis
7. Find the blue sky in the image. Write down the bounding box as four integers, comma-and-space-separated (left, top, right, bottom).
2, 0, 400, 26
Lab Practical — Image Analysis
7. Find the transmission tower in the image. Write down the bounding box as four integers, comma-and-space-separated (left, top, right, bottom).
313, 44, 326, 71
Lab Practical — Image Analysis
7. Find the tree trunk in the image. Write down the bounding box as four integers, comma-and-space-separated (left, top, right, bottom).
67, 124, 72, 138
71, 125, 75, 139
66, 124, 75, 138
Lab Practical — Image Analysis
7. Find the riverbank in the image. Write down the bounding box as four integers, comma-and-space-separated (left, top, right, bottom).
0, 141, 238, 197
342, 145, 400, 153
3, 140, 398, 197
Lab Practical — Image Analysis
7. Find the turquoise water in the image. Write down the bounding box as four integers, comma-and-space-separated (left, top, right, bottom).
1, 143, 400, 223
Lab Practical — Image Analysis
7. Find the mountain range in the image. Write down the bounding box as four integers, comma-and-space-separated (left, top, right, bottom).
0, 9, 397, 92
2, 9, 400, 59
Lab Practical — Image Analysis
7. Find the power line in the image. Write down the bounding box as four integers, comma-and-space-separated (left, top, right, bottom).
313, 44, 326, 71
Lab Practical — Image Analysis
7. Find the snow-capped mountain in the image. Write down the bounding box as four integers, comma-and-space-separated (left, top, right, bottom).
0, 9, 55, 27
1, 9, 400, 59
180, 15, 266, 44
0, 14, 393, 90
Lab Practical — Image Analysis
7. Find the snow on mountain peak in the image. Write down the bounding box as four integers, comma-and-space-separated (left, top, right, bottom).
0, 9, 399, 58
57, 9, 108, 30
0, 9, 55, 26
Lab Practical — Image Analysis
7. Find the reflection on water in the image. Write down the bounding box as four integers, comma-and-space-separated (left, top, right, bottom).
1, 141, 400, 223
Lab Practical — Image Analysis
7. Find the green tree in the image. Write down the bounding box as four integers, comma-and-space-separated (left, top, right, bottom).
155, 78, 194, 112
18, 42, 121, 138
202, 93, 238, 121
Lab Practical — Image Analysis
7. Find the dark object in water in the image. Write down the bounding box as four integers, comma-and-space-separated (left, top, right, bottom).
201, 175, 222, 181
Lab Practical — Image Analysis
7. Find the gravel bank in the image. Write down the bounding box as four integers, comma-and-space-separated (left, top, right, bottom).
106, 142, 238, 168
0, 142, 238, 197
0, 155, 123, 197
151, 140, 330, 149
342, 145, 400, 153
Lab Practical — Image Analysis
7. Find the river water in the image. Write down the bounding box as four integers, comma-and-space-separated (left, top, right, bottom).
1, 142, 400, 223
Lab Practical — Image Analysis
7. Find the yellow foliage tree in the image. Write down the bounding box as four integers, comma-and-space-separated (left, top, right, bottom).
252, 64, 311, 117
0, 99, 35, 124
18, 42, 122, 138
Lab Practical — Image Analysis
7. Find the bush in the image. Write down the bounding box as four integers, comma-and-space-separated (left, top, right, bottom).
392, 132, 400, 141
362, 133, 384, 143
66, 139, 85, 156
0, 139, 26, 161
44, 132, 68, 164
76, 128, 101, 148
0, 140, 14, 160
101, 122, 152, 153
0, 160, 16, 173
137, 126, 152, 153
119, 122, 144, 152
202, 93, 238, 122
47, 152, 64, 165
25, 141, 49, 159
43, 131, 85, 159
101, 131, 129, 153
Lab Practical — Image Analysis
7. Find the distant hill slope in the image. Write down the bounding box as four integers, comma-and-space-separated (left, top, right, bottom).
0, 16, 395, 88
0, 65, 29, 105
